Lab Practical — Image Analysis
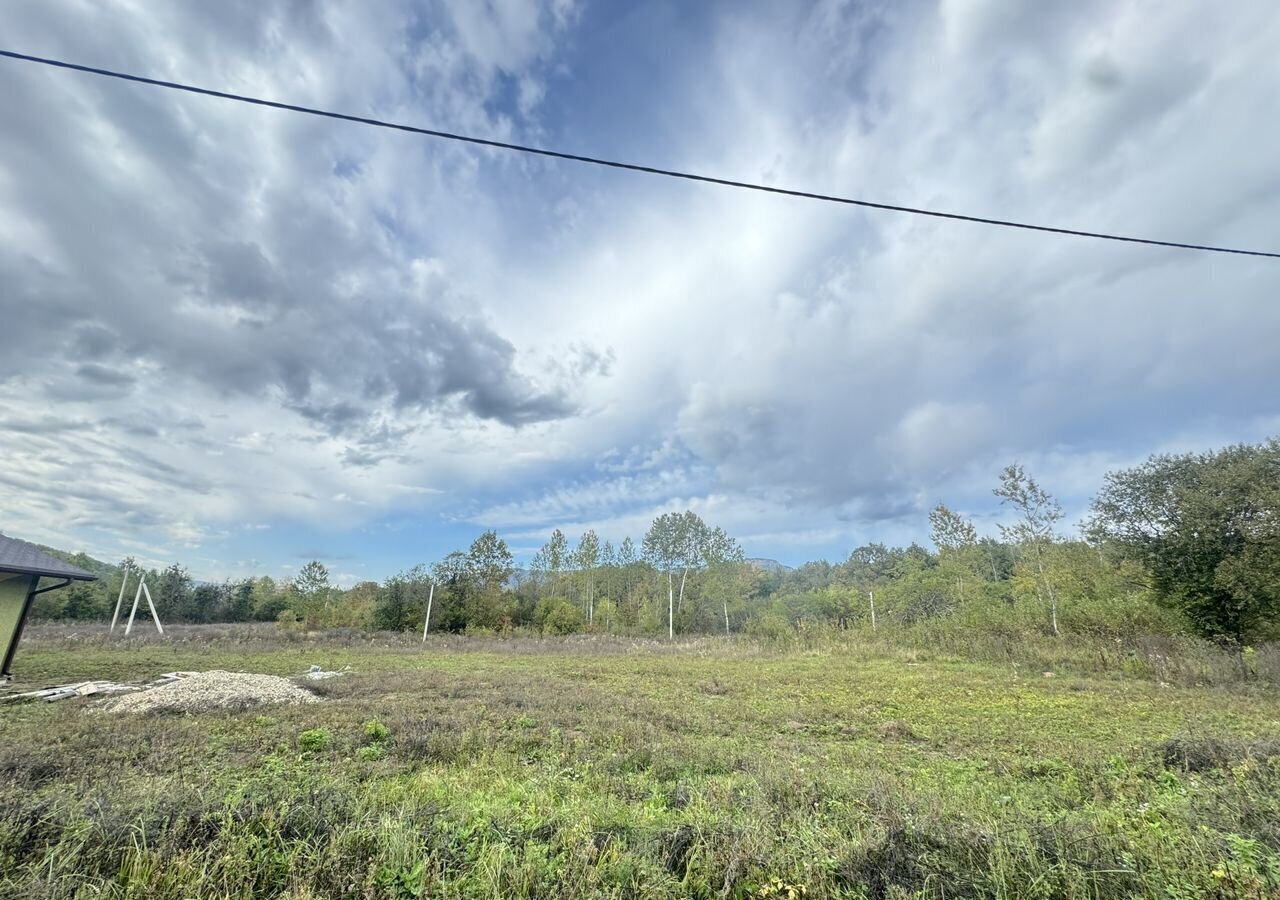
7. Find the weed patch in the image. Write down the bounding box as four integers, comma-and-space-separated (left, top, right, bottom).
1160, 733, 1280, 772
1, 629, 1278, 898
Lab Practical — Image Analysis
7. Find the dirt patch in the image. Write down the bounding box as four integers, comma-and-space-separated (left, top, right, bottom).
878, 720, 920, 741
99, 671, 320, 714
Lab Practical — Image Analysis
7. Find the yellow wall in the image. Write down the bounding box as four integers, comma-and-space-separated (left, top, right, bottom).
1, 572, 37, 675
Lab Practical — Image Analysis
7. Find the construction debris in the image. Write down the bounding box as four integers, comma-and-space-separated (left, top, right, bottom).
2, 670, 325, 711
2, 680, 140, 703
1, 671, 192, 704
304, 664, 351, 680
99, 670, 320, 714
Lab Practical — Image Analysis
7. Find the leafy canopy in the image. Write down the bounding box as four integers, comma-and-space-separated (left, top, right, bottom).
1087, 439, 1280, 643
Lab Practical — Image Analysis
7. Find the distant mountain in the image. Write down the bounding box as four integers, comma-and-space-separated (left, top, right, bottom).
16, 537, 119, 581
746, 557, 793, 573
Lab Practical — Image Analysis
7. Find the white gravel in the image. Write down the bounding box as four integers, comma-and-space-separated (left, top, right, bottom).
99, 670, 320, 714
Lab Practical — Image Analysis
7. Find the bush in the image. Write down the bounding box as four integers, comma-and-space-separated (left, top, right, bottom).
297, 728, 332, 754
363, 719, 390, 743
746, 613, 792, 645
1057, 593, 1189, 640
1161, 734, 1280, 772
536, 597, 584, 635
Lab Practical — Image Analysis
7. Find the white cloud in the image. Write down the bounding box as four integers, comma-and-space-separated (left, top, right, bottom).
1, 0, 1277, 575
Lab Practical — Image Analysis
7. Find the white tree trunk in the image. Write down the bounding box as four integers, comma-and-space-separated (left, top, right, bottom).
869, 590, 876, 632
667, 570, 674, 640
422, 582, 435, 643
1032, 542, 1059, 636
723, 599, 730, 636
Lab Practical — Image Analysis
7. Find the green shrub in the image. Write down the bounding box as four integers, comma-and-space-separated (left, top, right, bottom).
374, 861, 424, 899
363, 718, 390, 743
536, 597, 584, 635
297, 728, 332, 753
745, 612, 792, 644
356, 743, 387, 761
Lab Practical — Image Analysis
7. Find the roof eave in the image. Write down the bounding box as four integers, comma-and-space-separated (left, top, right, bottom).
0, 566, 97, 582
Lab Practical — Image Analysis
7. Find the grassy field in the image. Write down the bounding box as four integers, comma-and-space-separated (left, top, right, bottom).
2, 628, 1279, 899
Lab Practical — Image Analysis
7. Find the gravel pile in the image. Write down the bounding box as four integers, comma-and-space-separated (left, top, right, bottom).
100, 670, 320, 714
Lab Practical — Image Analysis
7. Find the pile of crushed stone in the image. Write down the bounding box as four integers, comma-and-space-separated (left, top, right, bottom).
99, 670, 320, 714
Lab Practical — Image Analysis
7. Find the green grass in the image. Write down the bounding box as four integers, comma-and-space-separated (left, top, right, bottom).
2, 628, 1279, 898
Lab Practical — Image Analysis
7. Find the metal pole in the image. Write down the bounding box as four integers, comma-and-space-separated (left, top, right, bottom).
109, 568, 130, 634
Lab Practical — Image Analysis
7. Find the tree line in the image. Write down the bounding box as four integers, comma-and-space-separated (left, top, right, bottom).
33, 437, 1280, 646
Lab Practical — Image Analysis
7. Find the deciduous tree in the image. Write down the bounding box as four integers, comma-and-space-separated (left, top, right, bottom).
1087, 440, 1280, 644
994, 465, 1064, 635
574, 530, 601, 624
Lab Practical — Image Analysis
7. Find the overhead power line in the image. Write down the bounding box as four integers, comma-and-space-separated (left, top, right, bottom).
2, 48, 1276, 259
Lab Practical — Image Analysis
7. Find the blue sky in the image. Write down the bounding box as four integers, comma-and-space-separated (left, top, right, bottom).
2, 0, 1278, 585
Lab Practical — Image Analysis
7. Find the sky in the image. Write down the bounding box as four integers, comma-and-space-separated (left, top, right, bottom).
2, 0, 1278, 586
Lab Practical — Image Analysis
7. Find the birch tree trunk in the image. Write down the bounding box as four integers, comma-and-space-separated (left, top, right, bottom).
667, 570, 674, 640
1032, 541, 1059, 636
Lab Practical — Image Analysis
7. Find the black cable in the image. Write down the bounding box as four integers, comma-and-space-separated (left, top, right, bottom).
2, 48, 1276, 259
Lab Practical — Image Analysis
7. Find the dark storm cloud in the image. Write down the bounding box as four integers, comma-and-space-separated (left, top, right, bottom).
2, 237, 574, 434
0, 416, 83, 436
75, 363, 136, 387
294, 549, 358, 561
72, 324, 120, 359
341, 447, 388, 469
0, 5, 585, 439
196, 240, 285, 309
43, 374, 136, 402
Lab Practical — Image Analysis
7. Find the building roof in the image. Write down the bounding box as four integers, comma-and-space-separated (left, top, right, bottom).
0, 534, 98, 581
